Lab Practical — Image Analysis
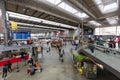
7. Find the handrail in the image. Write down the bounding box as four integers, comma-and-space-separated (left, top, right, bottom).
0, 44, 41, 52
89, 44, 120, 55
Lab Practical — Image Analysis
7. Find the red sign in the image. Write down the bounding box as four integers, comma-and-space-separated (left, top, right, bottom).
0, 54, 29, 66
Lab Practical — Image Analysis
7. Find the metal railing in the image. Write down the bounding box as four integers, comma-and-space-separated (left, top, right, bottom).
86, 44, 120, 58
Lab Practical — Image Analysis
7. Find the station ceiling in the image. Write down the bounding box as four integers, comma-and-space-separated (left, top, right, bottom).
6, 0, 120, 32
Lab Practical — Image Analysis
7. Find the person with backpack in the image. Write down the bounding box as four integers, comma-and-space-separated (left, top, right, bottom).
28, 58, 34, 66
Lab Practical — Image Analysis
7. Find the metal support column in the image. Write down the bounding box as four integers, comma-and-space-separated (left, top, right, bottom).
32, 47, 38, 62
78, 24, 80, 41
81, 18, 84, 43
0, 0, 8, 46
116, 26, 117, 36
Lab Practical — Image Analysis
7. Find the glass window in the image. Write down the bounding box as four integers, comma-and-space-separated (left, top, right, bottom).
95, 26, 120, 35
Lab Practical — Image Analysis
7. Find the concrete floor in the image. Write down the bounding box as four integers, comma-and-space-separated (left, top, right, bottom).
2, 44, 89, 80
1, 43, 119, 80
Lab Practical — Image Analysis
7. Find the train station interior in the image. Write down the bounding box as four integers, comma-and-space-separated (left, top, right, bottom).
0, 0, 120, 80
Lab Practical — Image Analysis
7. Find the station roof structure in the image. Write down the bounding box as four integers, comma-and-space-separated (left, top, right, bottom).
6, 0, 120, 32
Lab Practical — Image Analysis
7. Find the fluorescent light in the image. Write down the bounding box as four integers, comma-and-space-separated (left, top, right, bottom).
106, 16, 118, 24
45, 0, 62, 5
7, 11, 77, 29
88, 21, 101, 26
16, 22, 66, 30
93, 0, 118, 14
94, 0, 102, 4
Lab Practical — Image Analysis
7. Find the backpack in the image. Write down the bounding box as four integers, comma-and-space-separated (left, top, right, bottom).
60, 54, 63, 57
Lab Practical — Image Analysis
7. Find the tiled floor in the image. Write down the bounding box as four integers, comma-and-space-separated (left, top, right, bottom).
0, 44, 89, 80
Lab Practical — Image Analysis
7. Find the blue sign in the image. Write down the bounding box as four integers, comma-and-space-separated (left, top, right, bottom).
11, 31, 31, 40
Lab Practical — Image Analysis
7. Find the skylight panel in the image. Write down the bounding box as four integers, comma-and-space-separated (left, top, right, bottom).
72, 8, 78, 14
58, 2, 78, 14
93, 0, 118, 14
58, 2, 88, 18
45, 0, 61, 5
103, 2, 118, 13
59, 23, 77, 29
94, 0, 102, 4
106, 16, 118, 24
88, 21, 101, 26
58, 2, 65, 9
75, 12, 89, 19
65, 3, 73, 12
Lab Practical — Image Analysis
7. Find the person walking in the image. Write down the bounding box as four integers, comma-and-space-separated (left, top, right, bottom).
59, 53, 64, 62
41, 46, 44, 56
7, 61, 12, 72
2, 64, 8, 79
62, 49, 65, 56
58, 47, 62, 55
28, 58, 34, 66
88, 38, 95, 53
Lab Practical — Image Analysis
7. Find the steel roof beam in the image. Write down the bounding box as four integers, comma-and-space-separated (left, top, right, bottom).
66, 0, 97, 19
98, 10, 120, 20
7, 0, 79, 23
31, 10, 37, 16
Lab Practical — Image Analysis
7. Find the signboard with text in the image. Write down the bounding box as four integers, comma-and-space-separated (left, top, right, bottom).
11, 21, 18, 30
11, 31, 31, 40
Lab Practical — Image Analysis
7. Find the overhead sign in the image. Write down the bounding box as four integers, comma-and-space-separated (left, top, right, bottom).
11, 31, 31, 40
73, 35, 75, 40
11, 21, 18, 30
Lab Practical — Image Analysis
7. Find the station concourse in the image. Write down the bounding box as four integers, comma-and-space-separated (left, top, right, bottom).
0, 0, 120, 80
